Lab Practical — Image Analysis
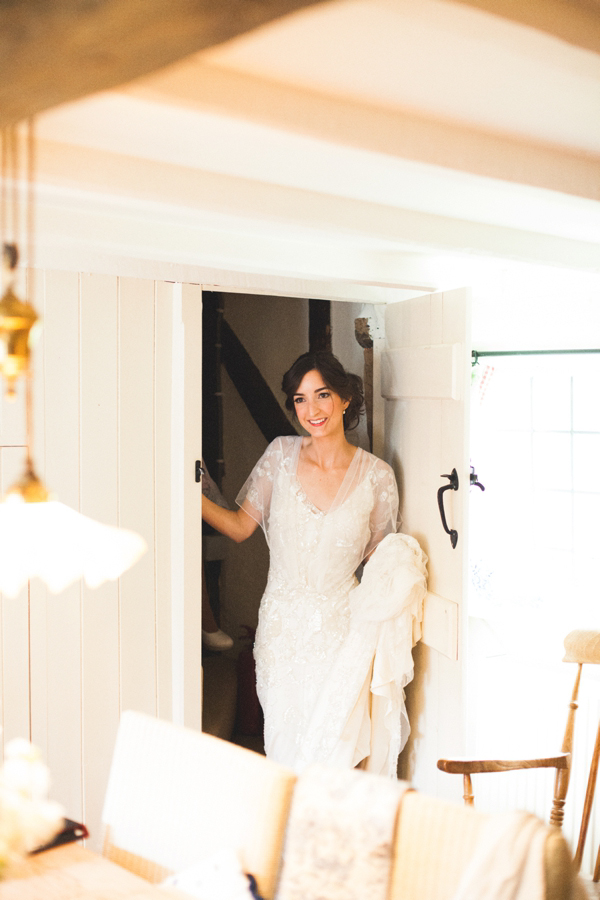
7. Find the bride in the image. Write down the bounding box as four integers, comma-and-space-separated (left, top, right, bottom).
202, 351, 425, 774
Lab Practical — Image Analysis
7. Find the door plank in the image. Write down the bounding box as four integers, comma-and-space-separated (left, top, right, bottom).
40, 269, 84, 822
182, 284, 203, 731
382, 345, 460, 400
27, 269, 48, 761
80, 273, 120, 851
422, 591, 459, 661
118, 277, 157, 718
385, 288, 471, 799
0, 446, 31, 748
155, 283, 173, 722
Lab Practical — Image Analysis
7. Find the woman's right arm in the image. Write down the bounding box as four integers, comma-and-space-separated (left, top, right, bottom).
202, 494, 259, 543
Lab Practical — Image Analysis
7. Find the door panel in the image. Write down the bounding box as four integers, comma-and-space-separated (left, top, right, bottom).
383, 288, 471, 798
382, 344, 460, 400
182, 284, 203, 731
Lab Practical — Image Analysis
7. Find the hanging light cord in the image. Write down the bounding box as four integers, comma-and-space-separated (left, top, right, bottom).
10, 126, 19, 254
25, 371, 34, 473
26, 120, 34, 277
25, 120, 35, 469
1, 128, 6, 263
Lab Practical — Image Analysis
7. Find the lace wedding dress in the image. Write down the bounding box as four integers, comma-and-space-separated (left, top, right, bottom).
237, 436, 426, 774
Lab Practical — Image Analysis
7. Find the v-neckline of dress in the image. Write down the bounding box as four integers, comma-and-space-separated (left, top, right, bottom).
292, 439, 362, 516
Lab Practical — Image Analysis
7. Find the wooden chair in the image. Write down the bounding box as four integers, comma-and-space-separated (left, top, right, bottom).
388, 791, 576, 900
101, 710, 296, 900
437, 629, 600, 879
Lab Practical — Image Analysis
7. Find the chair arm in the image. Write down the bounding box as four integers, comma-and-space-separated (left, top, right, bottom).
437, 753, 569, 775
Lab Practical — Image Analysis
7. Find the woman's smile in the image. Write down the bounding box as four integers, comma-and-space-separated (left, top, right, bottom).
293, 369, 347, 436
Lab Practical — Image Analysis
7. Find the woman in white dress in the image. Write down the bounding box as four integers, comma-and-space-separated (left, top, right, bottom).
202, 351, 415, 773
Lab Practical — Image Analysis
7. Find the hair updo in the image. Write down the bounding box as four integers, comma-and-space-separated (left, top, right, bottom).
282, 351, 364, 432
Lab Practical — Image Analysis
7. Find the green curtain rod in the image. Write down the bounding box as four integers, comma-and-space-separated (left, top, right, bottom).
472, 349, 600, 365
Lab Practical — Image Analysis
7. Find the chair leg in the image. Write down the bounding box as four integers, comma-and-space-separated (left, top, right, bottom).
550, 664, 582, 828
575, 722, 600, 872
463, 773, 474, 807
594, 845, 600, 884
550, 774, 567, 828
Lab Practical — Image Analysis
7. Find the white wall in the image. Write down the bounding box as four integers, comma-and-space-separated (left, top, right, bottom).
0, 271, 203, 851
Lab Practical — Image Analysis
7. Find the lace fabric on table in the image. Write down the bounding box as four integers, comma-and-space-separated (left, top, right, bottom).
276, 765, 410, 900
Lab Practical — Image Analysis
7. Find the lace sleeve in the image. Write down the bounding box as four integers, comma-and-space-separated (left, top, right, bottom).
364, 460, 399, 560
235, 439, 282, 531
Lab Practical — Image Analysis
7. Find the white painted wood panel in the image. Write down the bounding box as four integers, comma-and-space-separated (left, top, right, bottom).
170, 284, 185, 726
385, 289, 471, 801
155, 282, 173, 722
118, 277, 157, 717
0, 375, 26, 447
0, 268, 201, 849
381, 345, 461, 400
0, 446, 30, 748
182, 284, 203, 731
39, 269, 83, 821
80, 273, 121, 848
421, 591, 459, 661
28, 269, 49, 762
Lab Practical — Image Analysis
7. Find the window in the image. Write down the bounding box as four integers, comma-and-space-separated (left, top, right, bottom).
468, 353, 600, 873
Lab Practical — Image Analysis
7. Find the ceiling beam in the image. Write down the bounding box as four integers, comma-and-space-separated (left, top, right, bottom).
454, 0, 600, 55
0, 0, 325, 126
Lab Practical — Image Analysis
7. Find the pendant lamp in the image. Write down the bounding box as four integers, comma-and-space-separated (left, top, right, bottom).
0, 121, 146, 599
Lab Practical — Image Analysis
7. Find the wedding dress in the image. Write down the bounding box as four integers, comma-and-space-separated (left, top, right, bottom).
237, 436, 426, 774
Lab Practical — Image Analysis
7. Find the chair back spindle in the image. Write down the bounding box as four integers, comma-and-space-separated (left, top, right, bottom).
574, 721, 600, 871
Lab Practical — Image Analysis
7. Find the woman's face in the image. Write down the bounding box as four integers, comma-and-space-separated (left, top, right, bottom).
292, 369, 349, 438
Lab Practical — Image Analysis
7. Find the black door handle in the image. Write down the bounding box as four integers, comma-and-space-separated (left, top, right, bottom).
438, 468, 459, 549
470, 465, 485, 491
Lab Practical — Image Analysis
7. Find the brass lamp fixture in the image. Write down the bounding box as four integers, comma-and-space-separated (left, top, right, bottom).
0, 121, 49, 504
0, 121, 146, 597
0, 123, 39, 402
0, 242, 39, 401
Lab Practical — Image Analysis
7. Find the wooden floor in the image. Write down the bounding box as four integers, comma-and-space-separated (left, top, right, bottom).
231, 731, 265, 755
202, 652, 265, 755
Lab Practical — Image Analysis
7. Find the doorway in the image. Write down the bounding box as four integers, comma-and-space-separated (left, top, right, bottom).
200, 290, 381, 751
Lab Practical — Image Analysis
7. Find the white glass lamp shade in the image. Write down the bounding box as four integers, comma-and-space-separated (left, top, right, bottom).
0, 499, 147, 598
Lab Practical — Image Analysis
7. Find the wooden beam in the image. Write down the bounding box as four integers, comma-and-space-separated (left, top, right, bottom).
0, 0, 325, 126
308, 299, 331, 353
221, 318, 298, 444
453, 0, 600, 55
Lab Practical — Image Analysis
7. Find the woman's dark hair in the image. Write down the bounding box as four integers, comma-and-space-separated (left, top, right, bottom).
282, 351, 364, 431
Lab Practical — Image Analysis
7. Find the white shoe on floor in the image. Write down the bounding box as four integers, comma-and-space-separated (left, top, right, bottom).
202, 628, 234, 651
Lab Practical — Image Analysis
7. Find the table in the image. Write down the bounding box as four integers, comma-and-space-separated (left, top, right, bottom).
0, 843, 187, 899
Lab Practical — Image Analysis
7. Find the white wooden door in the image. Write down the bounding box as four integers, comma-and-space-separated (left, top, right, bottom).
382, 288, 471, 800
171, 284, 203, 730
0, 273, 205, 852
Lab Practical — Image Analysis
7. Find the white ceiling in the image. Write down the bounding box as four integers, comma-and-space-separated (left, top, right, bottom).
32, 0, 600, 320
203, 0, 600, 154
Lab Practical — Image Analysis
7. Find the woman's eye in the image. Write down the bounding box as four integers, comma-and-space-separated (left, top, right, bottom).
294, 396, 304, 404
319, 392, 330, 399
